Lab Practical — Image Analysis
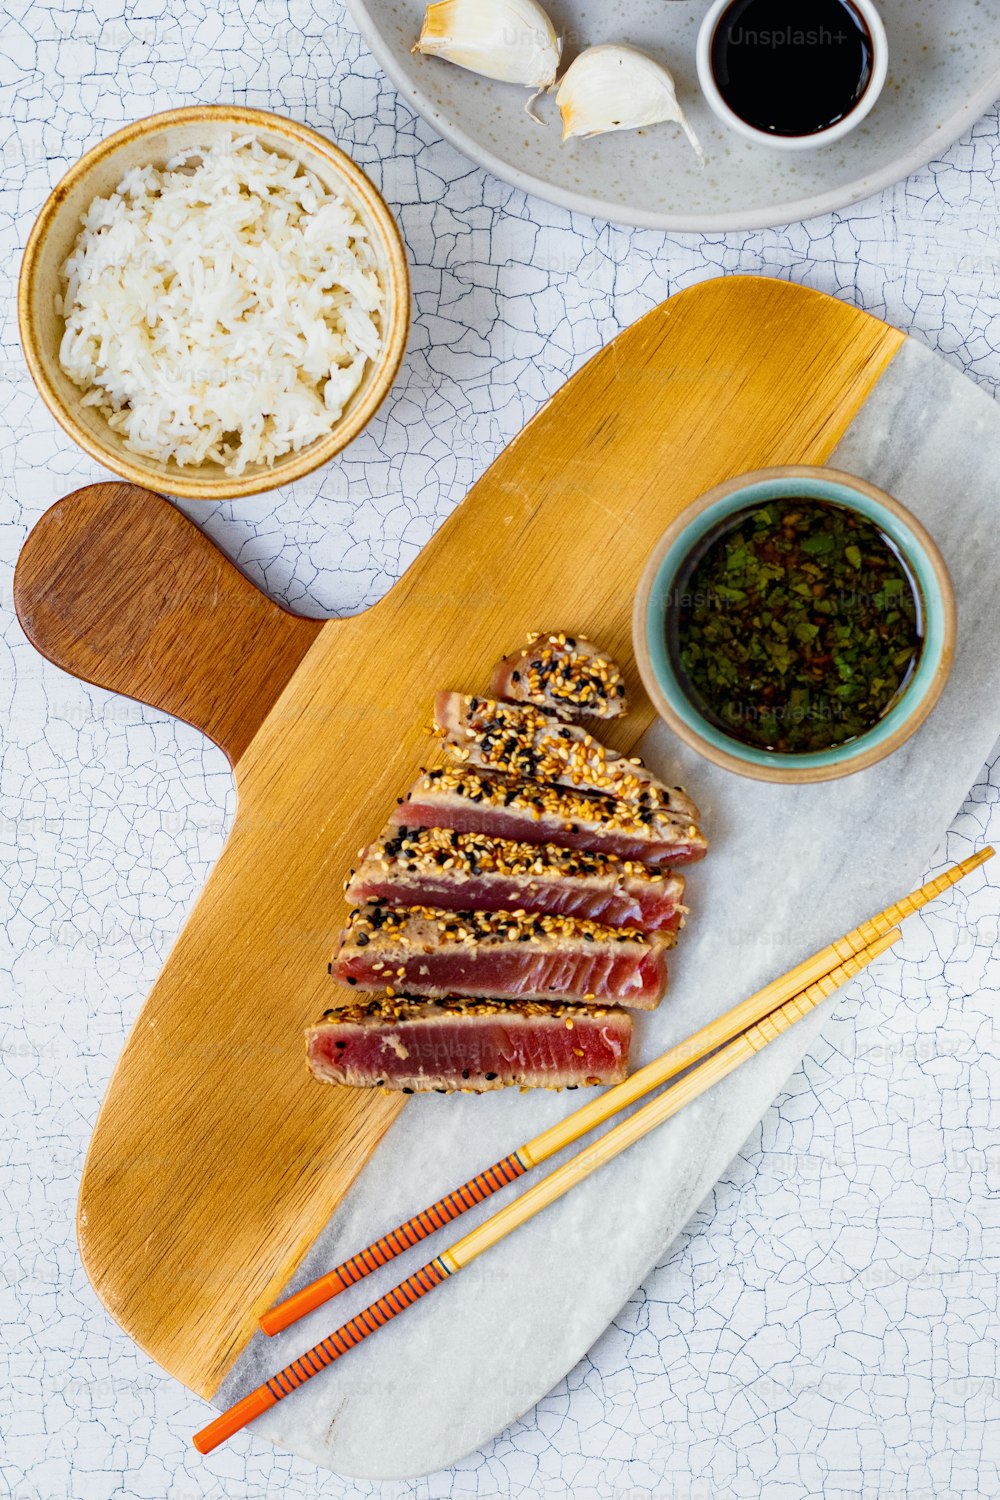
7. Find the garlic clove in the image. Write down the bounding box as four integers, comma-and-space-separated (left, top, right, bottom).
413, 0, 561, 91
555, 43, 702, 157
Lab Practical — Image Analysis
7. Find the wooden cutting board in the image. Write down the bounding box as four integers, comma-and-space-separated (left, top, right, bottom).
13, 275, 904, 1401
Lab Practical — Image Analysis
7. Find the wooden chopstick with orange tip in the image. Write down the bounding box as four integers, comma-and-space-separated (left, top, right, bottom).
191, 850, 991, 1455
194, 923, 906, 1455
259, 846, 994, 1339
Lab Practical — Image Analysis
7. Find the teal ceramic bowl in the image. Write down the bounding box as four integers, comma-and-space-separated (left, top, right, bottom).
632, 465, 956, 784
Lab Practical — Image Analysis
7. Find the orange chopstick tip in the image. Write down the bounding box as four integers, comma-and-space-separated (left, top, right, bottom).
260, 1272, 347, 1335
259, 1306, 290, 1337
193, 1387, 278, 1454
191, 848, 992, 1453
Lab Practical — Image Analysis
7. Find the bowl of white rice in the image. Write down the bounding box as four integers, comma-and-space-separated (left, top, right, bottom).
18, 106, 410, 500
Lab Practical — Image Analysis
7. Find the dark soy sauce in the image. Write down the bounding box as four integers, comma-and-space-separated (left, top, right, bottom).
667, 498, 923, 755
710, 0, 874, 136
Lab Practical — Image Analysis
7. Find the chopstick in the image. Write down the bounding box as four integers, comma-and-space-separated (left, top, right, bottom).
194, 924, 902, 1454
259, 846, 993, 1337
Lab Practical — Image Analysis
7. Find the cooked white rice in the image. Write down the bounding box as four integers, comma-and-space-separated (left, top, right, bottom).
57, 134, 385, 475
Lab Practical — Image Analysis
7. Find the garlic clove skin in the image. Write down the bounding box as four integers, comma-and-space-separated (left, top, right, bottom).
413, 0, 561, 90
555, 43, 703, 157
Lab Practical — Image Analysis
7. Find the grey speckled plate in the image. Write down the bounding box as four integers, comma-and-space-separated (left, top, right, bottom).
344, 0, 1000, 229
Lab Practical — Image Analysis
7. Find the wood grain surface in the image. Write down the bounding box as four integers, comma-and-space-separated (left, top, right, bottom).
14, 483, 322, 765
13, 276, 905, 1398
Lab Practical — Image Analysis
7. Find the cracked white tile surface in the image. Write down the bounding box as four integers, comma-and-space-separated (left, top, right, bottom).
2, 1, 1000, 1495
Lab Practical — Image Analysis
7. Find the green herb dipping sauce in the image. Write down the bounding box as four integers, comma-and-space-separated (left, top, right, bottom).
668, 498, 924, 754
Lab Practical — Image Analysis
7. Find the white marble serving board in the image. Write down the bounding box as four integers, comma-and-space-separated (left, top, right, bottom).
345, 0, 1000, 230
211, 333, 1000, 1477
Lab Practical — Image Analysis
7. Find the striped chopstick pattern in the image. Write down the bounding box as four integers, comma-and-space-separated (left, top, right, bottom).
196, 928, 902, 1455
195, 1257, 453, 1453
194, 850, 993, 1455
262, 846, 995, 1337
260, 1153, 526, 1334
266, 1257, 452, 1396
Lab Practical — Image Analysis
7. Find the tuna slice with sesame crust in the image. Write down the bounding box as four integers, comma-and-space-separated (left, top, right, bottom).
391, 768, 708, 866
331, 903, 674, 1010
434, 692, 700, 817
307, 996, 633, 1092
346, 823, 687, 932
491, 631, 628, 721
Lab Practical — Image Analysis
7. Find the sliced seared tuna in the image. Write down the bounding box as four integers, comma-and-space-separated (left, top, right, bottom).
491, 631, 628, 720
331, 903, 673, 1010
346, 824, 686, 932
307, 996, 632, 1092
392, 767, 708, 866
434, 692, 699, 816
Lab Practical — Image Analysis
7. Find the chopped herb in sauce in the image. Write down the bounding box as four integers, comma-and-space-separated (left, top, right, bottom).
668, 498, 923, 754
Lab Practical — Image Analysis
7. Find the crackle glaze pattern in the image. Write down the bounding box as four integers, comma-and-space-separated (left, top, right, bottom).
2, 0, 1000, 1495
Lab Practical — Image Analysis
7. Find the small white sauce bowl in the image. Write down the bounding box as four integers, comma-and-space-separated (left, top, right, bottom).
696, 0, 889, 151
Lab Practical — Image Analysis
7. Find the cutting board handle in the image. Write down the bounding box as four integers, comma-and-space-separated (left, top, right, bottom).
13, 483, 323, 766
